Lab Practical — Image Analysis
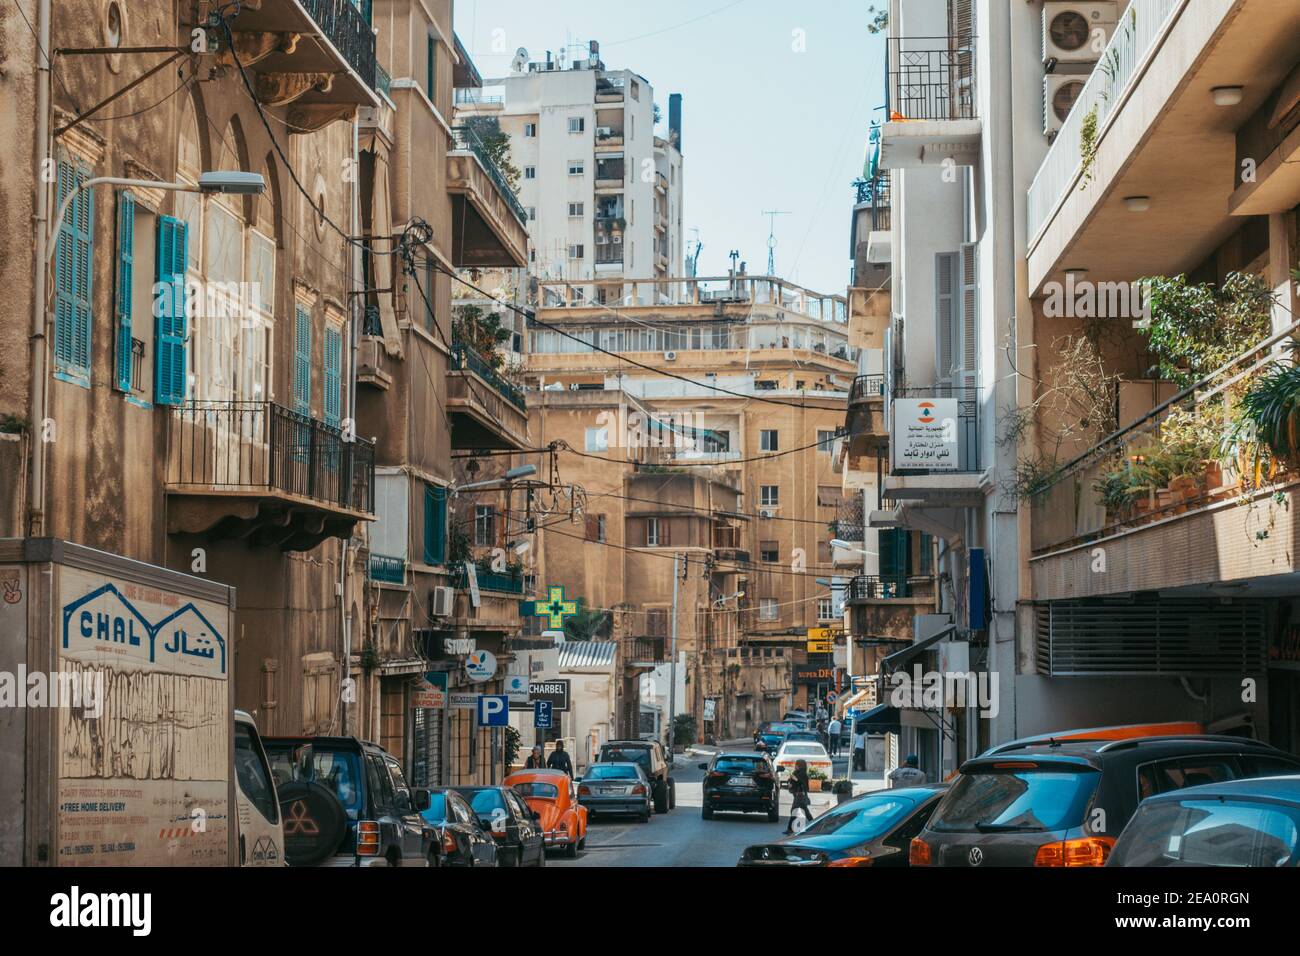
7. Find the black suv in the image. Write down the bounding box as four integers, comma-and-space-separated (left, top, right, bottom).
700, 752, 779, 821
265, 735, 441, 867
910, 735, 1300, 867
596, 740, 676, 813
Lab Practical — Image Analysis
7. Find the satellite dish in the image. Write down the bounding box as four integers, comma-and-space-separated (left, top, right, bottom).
511, 47, 528, 73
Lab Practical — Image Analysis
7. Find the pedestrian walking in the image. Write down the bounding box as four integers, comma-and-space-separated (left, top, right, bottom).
546, 739, 574, 777
783, 759, 815, 834
852, 727, 866, 772
888, 753, 927, 788
826, 716, 842, 757
525, 744, 546, 769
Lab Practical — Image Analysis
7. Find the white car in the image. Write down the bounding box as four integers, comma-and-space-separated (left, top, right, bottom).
773, 741, 834, 783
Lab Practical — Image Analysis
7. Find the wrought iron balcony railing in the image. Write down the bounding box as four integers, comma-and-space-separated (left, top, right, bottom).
450, 125, 528, 225
369, 554, 406, 584
166, 400, 375, 513
452, 564, 525, 594
850, 375, 885, 402
890, 384, 981, 475
301, 0, 378, 90
886, 36, 977, 122
846, 574, 913, 601
449, 340, 528, 412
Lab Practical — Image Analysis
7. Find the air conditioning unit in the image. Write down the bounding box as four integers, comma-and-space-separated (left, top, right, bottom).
596, 126, 613, 137
430, 586, 455, 617
1042, 2, 1117, 64
758, 509, 775, 518
663, 350, 677, 361
1043, 74, 1087, 136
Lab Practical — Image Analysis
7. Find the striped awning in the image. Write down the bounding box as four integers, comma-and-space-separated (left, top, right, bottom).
558, 640, 617, 670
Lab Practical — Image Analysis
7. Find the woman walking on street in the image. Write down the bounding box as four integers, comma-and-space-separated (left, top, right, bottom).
784, 759, 815, 834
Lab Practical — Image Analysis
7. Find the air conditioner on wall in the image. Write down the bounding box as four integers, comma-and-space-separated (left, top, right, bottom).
663, 350, 677, 361
1042, 2, 1118, 64
430, 586, 455, 617
1043, 74, 1087, 136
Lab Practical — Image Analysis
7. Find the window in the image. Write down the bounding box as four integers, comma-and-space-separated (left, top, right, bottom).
760, 429, 779, 452
425, 34, 436, 101
323, 324, 342, 427
234, 722, 279, 825
646, 608, 668, 637
523, 122, 537, 137
422, 259, 436, 331
568, 160, 585, 176
474, 505, 496, 547
527, 206, 537, 221
424, 484, 447, 565
524, 166, 537, 179
568, 244, 585, 260
598, 515, 607, 542
584, 427, 608, 452
759, 598, 778, 622
568, 202, 585, 217
568, 116, 585, 133
647, 518, 664, 547
292, 304, 312, 415
818, 599, 835, 621
52, 153, 95, 384
760, 485, 780, 508
759, 541, 779, 563
817, 429, 836, 452
1137, 758, 1237, 800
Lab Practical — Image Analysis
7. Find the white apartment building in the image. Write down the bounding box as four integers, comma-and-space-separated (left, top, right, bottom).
456, 41, 684, 301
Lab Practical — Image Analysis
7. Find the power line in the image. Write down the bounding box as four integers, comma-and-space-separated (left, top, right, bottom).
553, 433, 838, 468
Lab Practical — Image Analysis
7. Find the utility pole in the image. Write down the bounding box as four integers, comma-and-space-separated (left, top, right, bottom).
762, 209, 792, 276
667, 552, 682, 754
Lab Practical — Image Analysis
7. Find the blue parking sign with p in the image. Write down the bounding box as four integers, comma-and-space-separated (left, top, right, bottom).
477, 694, 509, 726
534, 699, 553, 729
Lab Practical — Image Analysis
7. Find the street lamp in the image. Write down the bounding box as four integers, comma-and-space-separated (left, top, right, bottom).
829, 538, 877, 556
456, 463, 538, 492
712, 589, 743, 609
46, 171, 265, 260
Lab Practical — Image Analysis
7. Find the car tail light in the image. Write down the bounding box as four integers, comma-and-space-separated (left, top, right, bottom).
441, 828, 456, 855
755, 771, 773, 781
827, 856, 873, 867
578, 785, 590, 795
706, 771, 728, 781
357, 821, 380, 856
909, 837, 932, 866
1034, 836, 1116, 867
631, 784, 647, 795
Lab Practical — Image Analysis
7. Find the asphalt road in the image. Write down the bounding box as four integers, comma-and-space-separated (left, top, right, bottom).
553, 751, 850, 867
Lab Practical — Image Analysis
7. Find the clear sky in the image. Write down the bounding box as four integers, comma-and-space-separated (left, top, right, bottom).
453, 0, 885, 296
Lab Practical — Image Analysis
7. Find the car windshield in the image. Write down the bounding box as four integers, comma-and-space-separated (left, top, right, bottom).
930, 768, 1100, 833
461, 789, 507, 816
513, 782, 560, 799
602, 748, 650, 769
715, 757, 764, 774
799, 796, 917, 839
1111, 798, 1300, 867
782, 744, 828, 757
420, 794, 448, 824
587, 764, 638, 779
771, 723, 803, 734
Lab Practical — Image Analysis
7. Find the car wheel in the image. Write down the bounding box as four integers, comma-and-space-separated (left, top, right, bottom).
702, 804, 714, 820
536, 846, 547, 867
427, 848, 441, 868
653, 783, 669, 814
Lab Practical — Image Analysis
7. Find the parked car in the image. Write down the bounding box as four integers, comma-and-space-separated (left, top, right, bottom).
505, 769, 589, 858
754, 731, 786, 755
596, 739, 676, 813
420, 788, 499, 867
265, 736, 439, 867
454, 786, 546, 868
910, 734, 1300, 867
772, 740, 834, 782
700, 752, 780, 821
783, 730, 823, 745
577, 762, 654, 822
784, 710, 811, 722
1109, 775, 1300, 867
739, 786, 948, 867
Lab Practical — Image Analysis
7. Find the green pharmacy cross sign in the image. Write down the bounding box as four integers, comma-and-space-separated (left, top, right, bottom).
523, 585, 581, 629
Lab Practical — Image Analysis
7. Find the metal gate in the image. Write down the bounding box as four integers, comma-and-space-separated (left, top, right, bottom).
411, 706, 444, 787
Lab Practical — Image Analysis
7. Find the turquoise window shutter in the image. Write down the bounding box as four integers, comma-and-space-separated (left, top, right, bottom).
154, 215, 188, 405
115, 192, 135, 391
426, 35, 435, 100
294, 304, 311, 415
323, 326, 342, 427
424, 484, 446, 565
53, 156, 94, 381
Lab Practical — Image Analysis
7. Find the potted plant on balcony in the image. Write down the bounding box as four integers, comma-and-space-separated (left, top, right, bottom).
1240, 342, 1300, 472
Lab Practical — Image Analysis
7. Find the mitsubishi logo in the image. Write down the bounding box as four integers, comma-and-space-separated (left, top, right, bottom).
284, 800, 320, 836
968, 846, 984, 867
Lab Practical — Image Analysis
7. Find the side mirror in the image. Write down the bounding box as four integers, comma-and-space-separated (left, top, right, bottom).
412, 788, 432, 812
697, 763, 708, 770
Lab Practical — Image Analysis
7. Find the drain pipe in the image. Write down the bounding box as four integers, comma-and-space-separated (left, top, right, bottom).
27, 0, 52, 536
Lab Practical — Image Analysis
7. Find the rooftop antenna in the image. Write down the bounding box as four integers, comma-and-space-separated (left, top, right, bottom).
686, 228, 703, 278
762, 210, 792, 276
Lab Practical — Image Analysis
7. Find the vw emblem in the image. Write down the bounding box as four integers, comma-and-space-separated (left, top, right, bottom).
968, 846, 984, 867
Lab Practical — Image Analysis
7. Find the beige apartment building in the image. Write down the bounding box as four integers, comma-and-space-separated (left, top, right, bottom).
522, 274, 856, 740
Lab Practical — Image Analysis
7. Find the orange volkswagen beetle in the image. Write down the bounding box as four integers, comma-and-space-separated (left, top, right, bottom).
504, 769, 588, 858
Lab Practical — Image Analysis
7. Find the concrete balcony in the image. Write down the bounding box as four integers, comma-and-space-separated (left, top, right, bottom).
446, 343, 530, 450
447, 127, 529, 269
164, 401, 374, 551
224, 0, 381, 128
880, 36, 981, 168
1026, 0, 1300, 296
846, 574, 937, 642
356, 334, 393, 391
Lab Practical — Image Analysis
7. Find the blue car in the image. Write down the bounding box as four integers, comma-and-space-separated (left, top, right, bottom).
577, 762, 653, 822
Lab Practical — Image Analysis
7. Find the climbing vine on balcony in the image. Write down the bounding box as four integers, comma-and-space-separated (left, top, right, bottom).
1078, 105, 1100, 188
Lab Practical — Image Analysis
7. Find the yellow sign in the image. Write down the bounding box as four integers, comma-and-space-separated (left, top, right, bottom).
806, 627, 837, 643
807, 641, 833, 654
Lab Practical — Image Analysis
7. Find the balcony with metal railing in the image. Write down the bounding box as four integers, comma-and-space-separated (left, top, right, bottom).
448, 126, 529, 268
845, 572, 937, 642
880, 36, 980, 168
447, 339, 530, 450
226, 0, 381, 120
884, 385, 986, 507
165, 400, 375, 550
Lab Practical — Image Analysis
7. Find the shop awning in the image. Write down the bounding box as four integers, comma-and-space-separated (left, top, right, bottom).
836, 687, 872, 717
882, 624, 956, 674
854, 703, 900, 736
